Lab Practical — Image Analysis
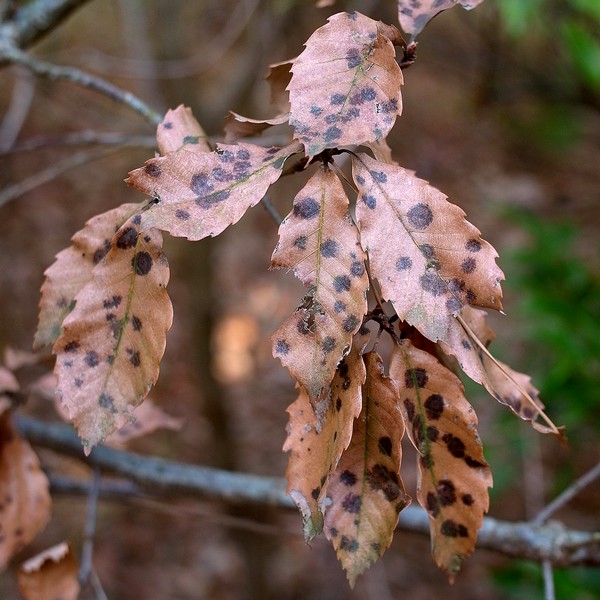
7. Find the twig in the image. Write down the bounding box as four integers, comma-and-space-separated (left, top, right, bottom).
543, 559, 556, 600
261, 195, 283, 226
78, 467, 101, 586
89, 568, 109, 600
0, 44, 161, 126
0, 65, 34, 151
532, 461, 600, 526
15, 415, 600, 567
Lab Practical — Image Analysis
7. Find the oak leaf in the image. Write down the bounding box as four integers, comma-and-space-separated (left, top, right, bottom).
34, 203, 144, 351
18, 542, 79, 600
389, 339, 492, 580
325, 351, 410, 586
272, 166, 368, 399
156, 105, 211, 155
126, 141, 302, 241
53, 217, 172, 451
397, 0, 485, 36
0, 415, 51, 571
352, 152, 503, 347
288, 12, 403, 158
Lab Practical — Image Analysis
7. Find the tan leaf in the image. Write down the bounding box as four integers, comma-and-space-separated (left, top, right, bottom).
105, 399, 182, 448
3, 348, 42, 371
0, 415, 51, 571
53, 217, 172, 452
224, 112, 289, 143
353, 152, 503, 346
397, 0, 485, 36
18, 542, 80, 600
126, 141, 302, 241
389, 340, 492, 580
34, 203, 144, 351
325, 351, 410, 587
266, 59, 294, 114
272, 166, 368, 399
284, 338, 365, 540
157, 105, 211, 155
288, 12, 403, 158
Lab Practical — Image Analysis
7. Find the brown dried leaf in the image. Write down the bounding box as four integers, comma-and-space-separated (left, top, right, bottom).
126, 141, 302, 241
34, 203, 143, 351
389, 340, 492, 580
397, 0, 485, 36
0, 415, 51, 571
53, 218, 172, 452
18, 542, 80, 600
353, 152, 503, 346
284, 338, 366, 540
288, 12, 403, 158
157, 105, 211, 155
325, 351, 410, 586
272, 166, 369, 399
266, 59, 294, 115
224, 112, 289, 143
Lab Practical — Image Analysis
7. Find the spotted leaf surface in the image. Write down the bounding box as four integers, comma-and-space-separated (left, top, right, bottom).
284, 340, 366, 540
440, 307, 555, 434
389, 340, 492, 579
34, 203, 143, 351
127, 141, 302, 241
288, 12, 403, 158
325, 351, 410, 586
397, 0, 485, 36
156, 105, 211, 155
53, 217, 172, 451
272, 166, 369, 399
0, 415, 51, 571
353, 152, 503, 347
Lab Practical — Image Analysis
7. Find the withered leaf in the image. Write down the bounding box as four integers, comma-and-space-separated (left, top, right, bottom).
156, 105, 211, 155
284, 338, 365, 540
353, 152, 503, 346
224, 112, 289, 143
266, 59, 294, 114
53, 217, 172, 452
325, 351, 410, 587
389, 339, 492, 580
272, 166, 368, 399
18, 542, 80, 600
0, 415, 51, 571
397, 0, 485, 37
288, 12, 403, 158
34, 203, 144, 351
127, 141, 302, 241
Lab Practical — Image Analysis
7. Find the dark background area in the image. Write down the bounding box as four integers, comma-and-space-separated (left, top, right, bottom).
1, 1, 599, 598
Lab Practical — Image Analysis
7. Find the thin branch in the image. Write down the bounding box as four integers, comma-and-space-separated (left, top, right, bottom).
0, 44, 161, 125
532, 461, 600, 526
16, 415, 600, 568
543, 560, 556, 600
78, 467, 100, 586
0, 66, 35, 151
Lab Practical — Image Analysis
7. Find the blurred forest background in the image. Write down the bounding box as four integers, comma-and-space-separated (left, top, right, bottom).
0, 0, 599, 598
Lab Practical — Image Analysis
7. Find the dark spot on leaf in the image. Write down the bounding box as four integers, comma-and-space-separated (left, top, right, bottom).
346, 48, 361, 69
93, 240, 111, 264
407, 203, 433, 229
330, 93, 345, 105
448, 278, 466, 293
324, 126, 342, 142
103, 296, 122, 311
462, 494, 474, 506
367, 464, 402, 502
340, 470, 357, 486
129, 350, 141, 367
275, 339, 289, 355
294, 235, 307, 250
293, 197, 320, 220
98, 393, 116, 413
162, 121, 173, 130
465, 289, 477, 304
183, 135, 200, 145
333, 300, 346, 313
362, 194, 376, 209
466, 239, 482, 252
465, 456, 486, 469
355, 175, 365, 185
437, 479, 457, 505
311, 487, 320, 500
329, 527, 338, 537
425, 394, 444, 420
116, 227, 138, 249
420, 244, 436, 259
462, 339, 471, 350
361, 87, 376, 101
320, 239, 340, 258
212, 167, 233, 183
340, 536, 359, 552
310, 105, 323, 116
427, 492, 440, 516
336, 397, 342, 411
236, 148, 250, 160
446, 296, 463, 313
132, 251, 153, 276
131, 315, 142, 331
74, 378, 83, 388
342, 314, 359, 332
420, 272, 446, 296
441, 520, 468, 538
405, 367, 428, 388
63, 341, 80, 352
105, 313, 116, 322
233, 161, 251, 177
144, 162, 161, 177
427, 426, 439, 441
190, 173, 213, 195
403, 398, 416, 421
84, 350, 100, 368
322, 337, 336, 354
378, 436, 393, 456
342, 493, 361, 514
175, 209, 190, 221
442, 433, 465, 458
370, 170, 387, 183
350, 261, 365, 277
396, 256, 412, 271
461, 257, 476, 273
333, 275, 351, 293
297, 318, 310, 335
133, 214, 142, 226
196, 189, 231, 208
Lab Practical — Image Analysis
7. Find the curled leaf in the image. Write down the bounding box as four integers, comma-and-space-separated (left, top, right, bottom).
266, 59, 294, 114
53, 217, 172, 451
288, 12, 403, 157
224, 112, 289, 143
397, 0, 485, 37
272, 166, 368, 399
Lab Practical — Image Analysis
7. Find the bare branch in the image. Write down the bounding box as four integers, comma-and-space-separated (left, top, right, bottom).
15, 415, 600, 568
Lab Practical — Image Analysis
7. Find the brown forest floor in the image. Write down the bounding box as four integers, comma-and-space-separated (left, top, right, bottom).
1, 1, 599, 599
